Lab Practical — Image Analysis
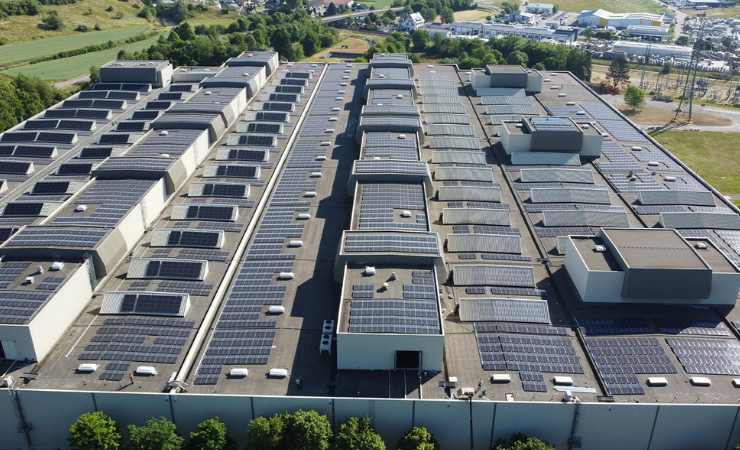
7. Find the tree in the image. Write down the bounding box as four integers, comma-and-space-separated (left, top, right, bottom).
68, 411, 121, 450
283, 410, 333, 450
412, 29, 430, 50
500, 2, 518, 15
396, 427, 439, 450
126, 417, 184, 450
286, 0, 303, 11
606, 56, 630, 88
623, 85, 646, 110
660, 61, 672, 74
40, 10, 62, 30
581, 27, 594, 42
325, 2, 337, 16
440, 7, 454, 24
383, 9, 396, 20
419, 7, 436, 22
723, 35, 734, 51
333, 417, 386, 450
247, 414, 286, 450
493, 433, 556, 450
89, 66, 99, 84
187, 417, 226, 450
506, 50, 528, 67
675, 35, 690, 46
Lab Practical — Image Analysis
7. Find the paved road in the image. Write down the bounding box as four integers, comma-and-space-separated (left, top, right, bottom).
53, 74, 89, 89
321, 7, 403, 23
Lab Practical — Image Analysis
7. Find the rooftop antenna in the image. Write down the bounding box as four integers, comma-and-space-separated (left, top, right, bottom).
674, 17, 705, 124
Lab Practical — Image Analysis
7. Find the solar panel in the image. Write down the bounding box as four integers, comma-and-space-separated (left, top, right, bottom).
453, 265, 535, 287
143, 260, 206, 280
12, 145, 56, 158
131, 110, 162, 120
98, 134, 130, 145
79, 147, 112, 159
3, 202, 43, 216
31, 181, 69, 195
167, 230, 221, 248
239, 135, 276, 147
116, 121, 147, 132
101, 292, 189, 317
186, 205, 236, 221
57, 163, 92, 175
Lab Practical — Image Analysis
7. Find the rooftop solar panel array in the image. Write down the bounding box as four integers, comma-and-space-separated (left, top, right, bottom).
358, 184, 427, 231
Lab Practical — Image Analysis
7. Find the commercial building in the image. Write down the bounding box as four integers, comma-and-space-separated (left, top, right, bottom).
577, 9, 674, 28
611, 41, 693, 60
451, 21, 577, 43
2, 52, 740, 450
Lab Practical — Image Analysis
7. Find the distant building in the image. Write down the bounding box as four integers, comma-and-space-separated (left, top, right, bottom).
451, 21, 576, 43
400, 12, 425, 31
526, 2, 554, 14
354, 3, 369, 11
686, 0, 737, 7
510, 11, 537, 25
577, 9, 673, 29
611, 41, 692, 60
309, 0, 354, 8
626, 24, 669, 40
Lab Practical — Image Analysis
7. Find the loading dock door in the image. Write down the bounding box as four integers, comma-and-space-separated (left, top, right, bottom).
395, 351, 421, 370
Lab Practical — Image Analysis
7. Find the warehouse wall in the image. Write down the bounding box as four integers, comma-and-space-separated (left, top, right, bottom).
4, 390, 740, 450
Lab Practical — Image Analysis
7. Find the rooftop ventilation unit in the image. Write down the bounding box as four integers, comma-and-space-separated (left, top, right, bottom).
544, 78, 551, 82
321, 141, 331, 146
297, 213, 311, 220
136, 366, 158, 376
229, 368, 249, 377
648, 161, 660, 167
324, 128, 335, 133
310, 172, 322, 178
323, 319, 335, 334
205, 91, 212, 95
365, 266, 376, 276
558, 93, 567, 97
77, 364, 99, 373
632, 146, 642, 151
268, 306, 285, 314
594, 245, 606, 252
269, 368, 288, 378
647, 377, 668, 386
733, 379, 740, 388
304, 191, 317, 197
567, 101, 576, 106
576, 111, 586, 115
160, 131, 168, 136
690, 377, 711, 386
35, 265, 44, 275
340, 82, 347, 86
664, 176, 676, 182
401, 210, 412, 218
428, 65, 434, 68
342, 76, 349, 79
338, 90, 346, 94
695, 242, 708, 249
582, 125, 590, 129
51, 262, 64, 271
398, 134, 406, 139
76, 205, 87, 212
242, 72, 250, 76
332, 107, 341, 112
278, 272, 294, 280
288, 240, 303, 247
335, 97, 343, 101
491, 374, 511, 383
553, 376, 573, 385
24, 276, 34, 284
316, 155, 326, 161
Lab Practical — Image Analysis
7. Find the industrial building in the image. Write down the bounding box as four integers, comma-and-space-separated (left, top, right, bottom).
2, 53, 740, 450
611, 41, 693, 60
451, 21, 577, 43
577, 9, 674, 28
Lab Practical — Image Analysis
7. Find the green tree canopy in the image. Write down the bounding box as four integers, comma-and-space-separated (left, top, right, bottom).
396, 427, 440, 450
126, 417, 184, 450
412, 29, 430, 50
440, 7, 454, 23
40, 10, 62, 30
333, 417, 386, 450
68, 411, 121, 450
606, 56, 630, 87
187, 417, 226, 450
624, 85, 646, 110
247, 410, 332, 450
493, 433, 557, 450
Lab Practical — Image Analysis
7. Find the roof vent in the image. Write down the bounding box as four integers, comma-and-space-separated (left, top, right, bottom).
398, 134, 406, 139
288, 240, 303, 247
242, 72, 250, 76
344, 70, 351, 73
278, 272, 294, 280
310, 172, 322, 178
733, 379, 740, 388
24, 276, 34, 284
582, 125, 590, 129
340, 82, 347, 86
335, 97, 343, 101
346, 64, 353, 67
553, 376, 573, 385
311, 63, 318, 67
268, 306, 285, 315
544, 78, 551, 82
269, 368, 288, 378
75, 205, 88, 212
35, 265, 44, 275
304, 191, 317, 197
321, 141, 331, 146
430, 70, 436, 73
576, 111, 586, 115
631, 146, 642, 151
373, 156, 381, 160
428, 65, 434, 68
229, 368, 249, 377
205, 91, 212, 95
594, 245, 606, 252
566, 101, 576, 106
136, 366, 158, 376
316, 155, 327, 161
695, 242, 708, 249
664, 176, 676, 182
515, 123, 523, 128
77, 364, 99, 373
161, 154, 170, 158
338, 90, 346, 94
365, 266, 376, 276
332, 107, 341, 111
401, 210, 412, 218
647, 377, 667, 387
690, 377, 711, 386
51, 262, 64, 271
329, 117, 338, 122
247, 53, 253, 57
342, 75, 349, 79
297, 213, 311, 220
160, 130, 168, 136
325, 128, 335, 133
558, 93, 567, 97
397, 94, 404, 99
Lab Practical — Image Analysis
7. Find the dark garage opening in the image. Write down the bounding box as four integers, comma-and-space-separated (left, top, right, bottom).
395, 351, 420, 370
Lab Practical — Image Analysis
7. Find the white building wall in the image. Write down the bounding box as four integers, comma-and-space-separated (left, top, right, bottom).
650, 404, 739, 450
141, 178, 167, 225
577, 403, 658, 450
470, 72, 492, 90
707, 271, 740, 305
336, 333, 444, 371
118, 204, 148, 250
415, 399, 471, 449
17, 390, 97, 449
172, 393, 254, 444
95, 392, 175, 440
499, 125, 532, 153
493, 401, 574, 449
27, 261, 93, 362
564, 239, 625, 303
581, 133, 604, 157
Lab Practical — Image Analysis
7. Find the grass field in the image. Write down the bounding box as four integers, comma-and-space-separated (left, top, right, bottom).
303, 32, 371, 62
2, 34, 162, 81
653, 131, 740, 195
554, 0, 668, 14
679, 6, 740, 17
454, 9, 493, 21
0, 0, 152, 44
360, 0, 396, 10
185, 16, 240, 28
0, 25, 151, 67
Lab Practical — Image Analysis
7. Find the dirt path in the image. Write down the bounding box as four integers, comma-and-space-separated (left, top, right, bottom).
53, 74, 90, 89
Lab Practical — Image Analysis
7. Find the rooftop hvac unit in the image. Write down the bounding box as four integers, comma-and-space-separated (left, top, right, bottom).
344, 70, 351, 73
77, 364, 99, 373
136, 366, 158, 376
342, 76, 349, 79
297, 213, 311, 220
647, 377, 667, 386
335, 97, 343, 101
338, 90, 346, 94
544, 78, 551, 82
160, 131, 168, 136
321, 141, 331, 146
268, 305, 285, 314
648, 161, 660, 167
35, 266, 44, 275
329, 117, 337, 122
288, 240, 303, 247
24, 276, 34, 284
364, 266, 376, 276
733, 379, 740, 388
324, 129, 335, 133
319, 334, 331, 355
332, 107, 341, 111
242, 72, 250, 76
269, 368, 288, 378
278, 272, 294, 280
51, 262, 64, 271
340, 83, 347, 86
553, 376, 573, 385
567, 102, 576, 106
230, 368, 249, 377
398, 134, 406, 139
576, 111, 586, 115
401, 210, 412, 218
323, 319, 335, 334
631, 146, 642, 151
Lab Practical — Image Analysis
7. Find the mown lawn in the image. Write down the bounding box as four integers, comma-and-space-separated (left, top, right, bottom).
2, 34, 162, 81
0, 0, 152, 45
360, 0, 397, 10
0, 25, 151, 67
653, 131, 740, 195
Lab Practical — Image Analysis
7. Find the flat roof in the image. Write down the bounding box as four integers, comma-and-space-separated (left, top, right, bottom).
603, 228, 709, 270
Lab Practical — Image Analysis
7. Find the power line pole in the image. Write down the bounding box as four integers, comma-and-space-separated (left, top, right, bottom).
674, 18, 704, 123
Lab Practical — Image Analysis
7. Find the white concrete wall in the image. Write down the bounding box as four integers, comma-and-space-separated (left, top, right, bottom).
582, 133, 603, 157
708, 272, 740, 306
118, 204, 148, 250
141, 178, 167, 226
499, 124, 532, 154
336, 333, 444, 371
28, 260, 93, 362
564, 238, 625, 303
471, 72, 492, 90
0, 326, 33, 362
